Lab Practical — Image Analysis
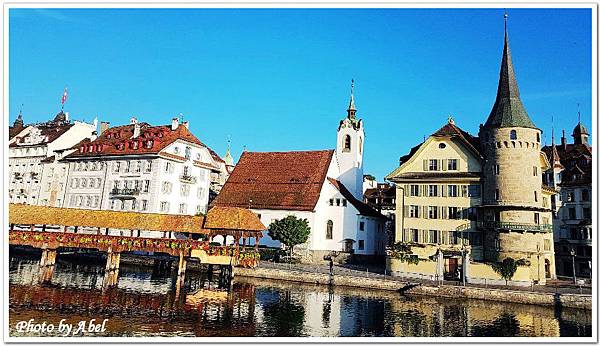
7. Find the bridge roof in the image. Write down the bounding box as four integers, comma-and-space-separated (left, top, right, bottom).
9, 204, 265, 235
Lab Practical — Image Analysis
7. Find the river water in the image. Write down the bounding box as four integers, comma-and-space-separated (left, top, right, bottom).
8, 250, 592, 337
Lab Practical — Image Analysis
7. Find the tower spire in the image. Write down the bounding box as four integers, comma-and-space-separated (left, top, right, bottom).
224, 136, 234, 166
483, 11, 536, 129
347, 79, 357, 119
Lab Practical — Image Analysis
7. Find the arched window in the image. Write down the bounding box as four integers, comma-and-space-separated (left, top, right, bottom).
510, 130, 517, 140
326, 220, 333, 240
343, 135, 351, 152
185, 146, 191, 160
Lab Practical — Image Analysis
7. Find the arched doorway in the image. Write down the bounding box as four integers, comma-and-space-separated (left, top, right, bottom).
545, 259, 551, 278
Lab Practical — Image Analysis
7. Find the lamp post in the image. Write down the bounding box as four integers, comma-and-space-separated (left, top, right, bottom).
570, 248, 577, 284
461, 244, 466, 287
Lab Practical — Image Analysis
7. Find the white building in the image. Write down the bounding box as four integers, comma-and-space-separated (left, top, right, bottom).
213, 84, 386, 261
8, 111, 97, 206
61, 117, 229, 216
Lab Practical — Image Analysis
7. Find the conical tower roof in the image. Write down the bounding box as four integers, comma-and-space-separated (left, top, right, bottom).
484, 16, 537, 129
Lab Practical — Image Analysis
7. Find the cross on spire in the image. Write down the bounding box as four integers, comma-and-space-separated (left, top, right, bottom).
347, 78, 357, 119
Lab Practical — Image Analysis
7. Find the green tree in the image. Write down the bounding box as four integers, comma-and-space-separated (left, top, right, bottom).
491, 257, 528, 285
268, 215, 310, 258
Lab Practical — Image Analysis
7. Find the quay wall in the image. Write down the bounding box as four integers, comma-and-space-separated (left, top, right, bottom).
235, 266, 591, 310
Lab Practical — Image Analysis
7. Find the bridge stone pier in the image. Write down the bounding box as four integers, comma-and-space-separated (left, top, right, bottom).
39, 247, 57, 284
103, 249, 121, 289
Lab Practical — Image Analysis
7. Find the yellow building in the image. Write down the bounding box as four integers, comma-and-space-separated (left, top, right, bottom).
385, 18, 556, 286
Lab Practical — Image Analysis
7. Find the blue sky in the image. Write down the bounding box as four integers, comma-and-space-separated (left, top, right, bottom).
9, 8, 592, 180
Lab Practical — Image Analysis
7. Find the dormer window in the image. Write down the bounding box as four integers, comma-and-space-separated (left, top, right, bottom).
343, 135, 351, 152
145, 140, 154, 149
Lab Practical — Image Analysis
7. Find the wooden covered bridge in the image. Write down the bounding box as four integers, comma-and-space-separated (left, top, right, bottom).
8, 204, 266, 292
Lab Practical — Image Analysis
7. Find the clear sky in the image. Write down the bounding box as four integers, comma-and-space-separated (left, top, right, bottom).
9, 8, 592, 180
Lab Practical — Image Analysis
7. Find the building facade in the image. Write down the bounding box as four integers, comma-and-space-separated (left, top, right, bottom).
363, 181, 396, 246
385, 20, 556, 285
542, 122, 592, 279
8, 111, 97, 206
61, 117, 229, 216
213, 86, 386, 261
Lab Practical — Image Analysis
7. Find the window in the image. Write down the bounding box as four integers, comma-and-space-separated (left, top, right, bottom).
448, 231, 458, 245
358, 240, 364, 250
165, 162, 171, 173
160, 202, 170, 212
534, 213, 540, 225
428, 230, 439, 244
120, 200, 126, 210
343, 135, 351, 152
566, 191, 574, 202
448, 185, 458, 197
568, 208, 576, 219
143, 180, 150, 193
342, 199, 347, 207
429, 159, 438, 171
533, 166, 538, 176
359, 221, 365, 231
185, 146, 192, 160
582, 208, 591, 219
81, 179, 87, 188
493, 165, 500, 175
110, 200, 115, 210
438, 143, 446, 149
410, 185, 420, 196
448, 207, 459, 219
336, 198, 341, 206
326, 220, 333, 240
146, 160, 152, 173
131, 200, 137, 211
174, 147, 180, 154
468, 184, 481, 197
181, 184, 190, 197
409, 205, 420, 218
428, 206, 438, 219
125, 161, 131, 173
162, 182, 171, 194
428, 185, 438, 197
329, 198, 334, 206
179, 203, 187, 214
411, 229, 419, 242
534, 191, 538, 202
447, 159, 458, 170
510, 130, 517, 140
495, 189, 500, 200
536, 133, 540, 142
135, 161, 142, 173
582, 189, 589, 201
141, 200, 148, 211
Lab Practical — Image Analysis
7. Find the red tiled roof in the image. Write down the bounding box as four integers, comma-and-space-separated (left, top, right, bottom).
212, 150, 334, 211
327, 178, 385, 218
10, 124, 74, 147
64, 123, 205, 159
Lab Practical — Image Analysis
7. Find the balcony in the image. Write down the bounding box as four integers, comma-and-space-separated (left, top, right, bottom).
110, 188, 140, 199
179, 174, 197, 184
477, 221, 552, 233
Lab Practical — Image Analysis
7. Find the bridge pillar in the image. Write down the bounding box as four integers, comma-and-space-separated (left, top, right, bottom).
175, 251, 187, 299
39, 247, 57, 284
103, 249, 121, 289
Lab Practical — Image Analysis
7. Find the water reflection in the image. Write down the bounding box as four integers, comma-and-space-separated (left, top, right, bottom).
8, 252, 591, 337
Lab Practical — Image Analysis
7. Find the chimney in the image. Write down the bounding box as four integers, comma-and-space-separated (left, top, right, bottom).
171, 117, 179, 130
100, 122, 110, 135
64, 112, 70, 122
182, 121, 189, 129
561, 129, 567, 150
130, 117, 138, 124
90, 131, 98, 141
133, 123, 141, 138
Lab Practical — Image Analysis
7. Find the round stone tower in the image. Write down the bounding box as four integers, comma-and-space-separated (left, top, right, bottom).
478, 16, 555, 282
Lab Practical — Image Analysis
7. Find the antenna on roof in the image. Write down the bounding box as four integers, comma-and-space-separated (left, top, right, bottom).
577, 103, 581, 123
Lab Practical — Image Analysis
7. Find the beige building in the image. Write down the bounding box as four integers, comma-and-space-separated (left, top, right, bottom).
385, 19, 556, 285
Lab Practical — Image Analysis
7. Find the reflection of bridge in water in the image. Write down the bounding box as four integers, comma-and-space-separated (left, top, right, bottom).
9, 204, 265, 295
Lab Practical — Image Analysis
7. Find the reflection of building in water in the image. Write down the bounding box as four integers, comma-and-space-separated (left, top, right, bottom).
387, 296, 561, 337
303, 289, 341, 337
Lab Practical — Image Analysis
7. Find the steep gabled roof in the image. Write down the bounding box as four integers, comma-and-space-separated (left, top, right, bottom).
10, 123, 74, 147
212, 150, 334, 211
483, 22, 537, 129
327, 178, 385, 218
64, 122, 206, 159
432, 120, 481, 156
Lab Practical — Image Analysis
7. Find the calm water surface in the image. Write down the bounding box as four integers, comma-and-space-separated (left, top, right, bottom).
9, 251, 592, 337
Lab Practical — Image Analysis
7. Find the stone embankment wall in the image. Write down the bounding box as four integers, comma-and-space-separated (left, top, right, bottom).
236, 266, 591, 310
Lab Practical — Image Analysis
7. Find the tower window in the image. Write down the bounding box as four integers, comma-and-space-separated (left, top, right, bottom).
495, 189, 499, 200
359, 137, 363, 154
343, 135, 351, 152
326, 220, 333, 240
534, 191, 538, 202
510, 130, 517, 140
493, 165, 500, 175
536, 133, 540, 142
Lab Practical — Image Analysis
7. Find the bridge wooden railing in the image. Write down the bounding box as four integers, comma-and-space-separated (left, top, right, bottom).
9, 230, 260, 267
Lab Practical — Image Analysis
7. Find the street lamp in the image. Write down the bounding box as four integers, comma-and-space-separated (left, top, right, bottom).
570, 248, 577, 284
